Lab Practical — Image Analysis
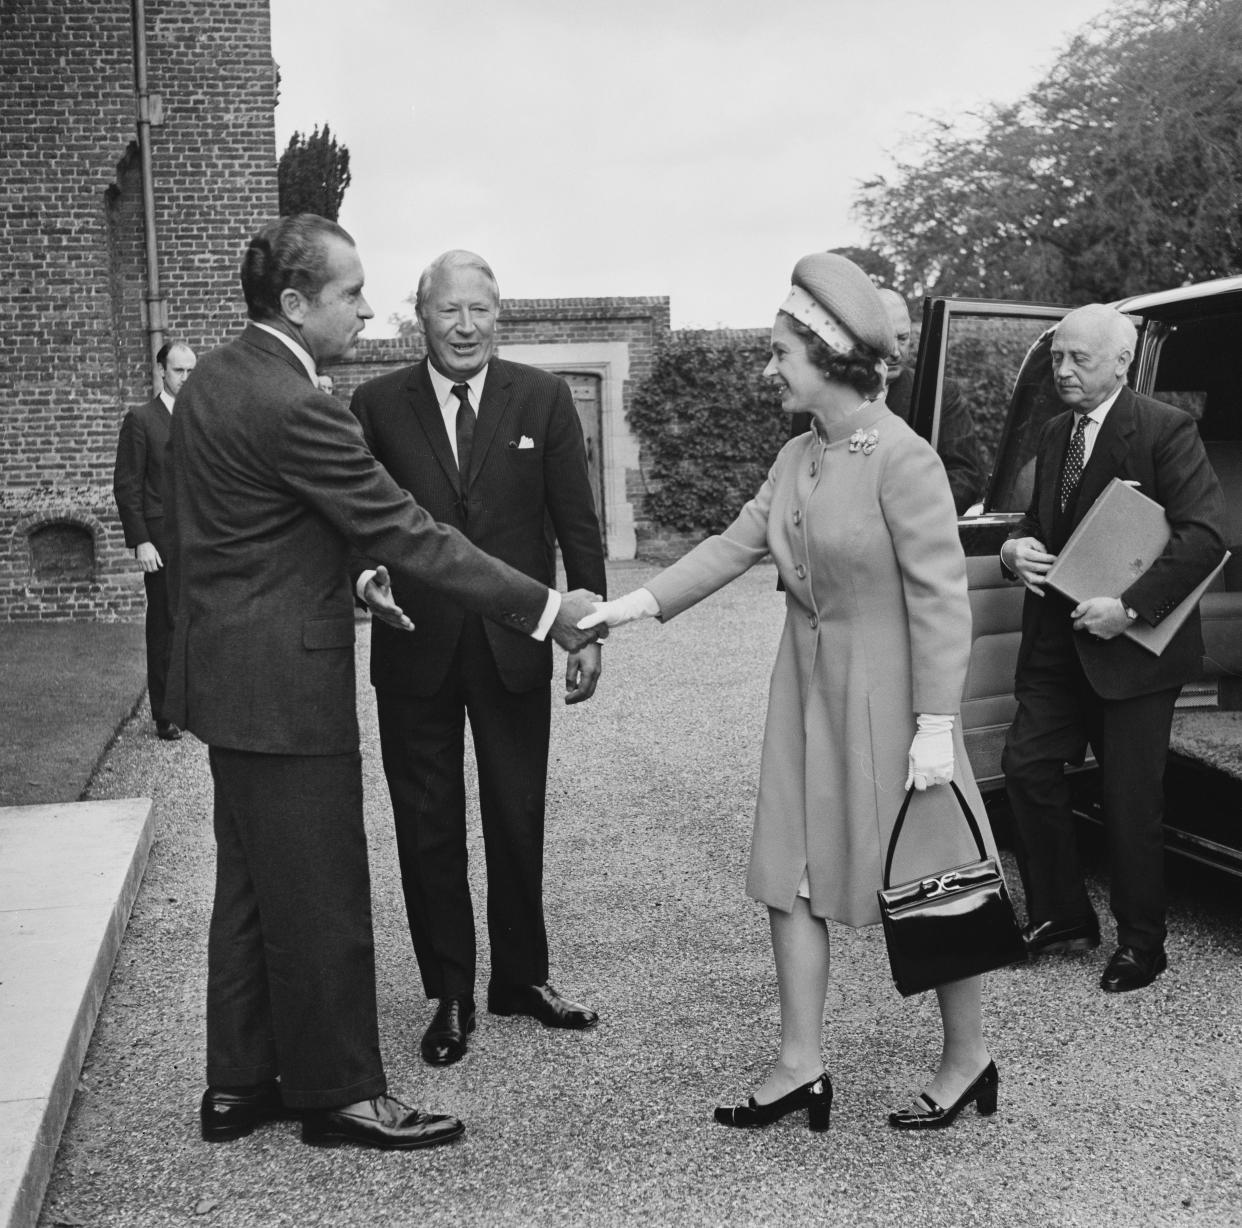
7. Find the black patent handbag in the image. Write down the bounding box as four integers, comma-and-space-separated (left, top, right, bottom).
877, 782, 1027, 997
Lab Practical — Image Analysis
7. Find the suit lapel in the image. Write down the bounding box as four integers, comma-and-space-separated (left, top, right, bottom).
407, 361, 460, 487
470, 360, 515, 485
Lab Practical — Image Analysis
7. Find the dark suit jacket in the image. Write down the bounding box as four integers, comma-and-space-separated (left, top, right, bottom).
350, 357, 606, 696
1008, 386, 1226, 699
113, 395, 171, 548
164, 326, 553, 755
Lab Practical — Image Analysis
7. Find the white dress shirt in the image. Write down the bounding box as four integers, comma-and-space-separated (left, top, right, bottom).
1072, 381, 1124, 466
426, 362, 487, 468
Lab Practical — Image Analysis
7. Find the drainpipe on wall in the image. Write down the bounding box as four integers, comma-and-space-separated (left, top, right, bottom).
131, 0, 166, 396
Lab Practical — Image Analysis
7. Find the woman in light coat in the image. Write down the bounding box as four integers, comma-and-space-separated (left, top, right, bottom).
582, 253, 1002, 1132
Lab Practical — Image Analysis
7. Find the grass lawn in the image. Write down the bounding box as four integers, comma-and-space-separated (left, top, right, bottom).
0, 621, 147, 807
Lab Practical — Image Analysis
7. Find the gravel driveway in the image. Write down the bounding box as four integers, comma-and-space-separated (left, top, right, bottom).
39, 561, 1242, 1227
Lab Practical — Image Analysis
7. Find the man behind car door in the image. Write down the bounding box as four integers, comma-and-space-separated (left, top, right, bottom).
999, 304, 1226, 993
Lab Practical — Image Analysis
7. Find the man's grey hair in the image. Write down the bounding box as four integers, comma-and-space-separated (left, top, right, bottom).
1057, 303, 1139, 359
414, 250, 500, 315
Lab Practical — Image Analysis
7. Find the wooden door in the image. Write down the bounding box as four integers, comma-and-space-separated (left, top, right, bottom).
558, 371, 604, 531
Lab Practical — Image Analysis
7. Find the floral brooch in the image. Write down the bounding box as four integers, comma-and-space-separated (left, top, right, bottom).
848, 429, 879, 455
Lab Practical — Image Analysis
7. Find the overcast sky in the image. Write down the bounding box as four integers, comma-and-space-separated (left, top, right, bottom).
270, 0, 1115, 335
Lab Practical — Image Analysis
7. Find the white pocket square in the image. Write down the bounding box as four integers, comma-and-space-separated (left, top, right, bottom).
517, 435, 535, 449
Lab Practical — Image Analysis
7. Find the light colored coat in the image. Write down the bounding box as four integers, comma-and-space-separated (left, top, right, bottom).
646, 400, 996, 926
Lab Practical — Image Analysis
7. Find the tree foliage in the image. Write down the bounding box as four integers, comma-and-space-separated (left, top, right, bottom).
825, 245, 897, 289
629, 332, 786, 534
277, 124, 352, 220
856, 0, 1242, 302
390, 292, 420, 339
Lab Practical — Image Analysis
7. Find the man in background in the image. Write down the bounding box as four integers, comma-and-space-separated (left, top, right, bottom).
1000, 304, 1225, 992
113, 340, 195, 740
350, 250, 607, 1069
877, 289, 983, 514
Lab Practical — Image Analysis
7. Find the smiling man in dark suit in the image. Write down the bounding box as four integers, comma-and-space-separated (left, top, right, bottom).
113, 339, 195, 740
1000, 304, 1226, 992
350, 250, 607, 1068
165, 217, 601, 1150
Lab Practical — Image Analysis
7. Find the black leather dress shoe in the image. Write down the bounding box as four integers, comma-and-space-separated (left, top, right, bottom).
302, 1094, 465, 1150
420, 996, 475, 1066
200, 1080, 290, 1142
1024, 915, 1100, 959
487, 981, 599, 1029
156, 720, 182, 741
1100, 945, 1167, 992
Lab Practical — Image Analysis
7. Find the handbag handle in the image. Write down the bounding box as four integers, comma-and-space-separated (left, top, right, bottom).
881, 782, 988, 890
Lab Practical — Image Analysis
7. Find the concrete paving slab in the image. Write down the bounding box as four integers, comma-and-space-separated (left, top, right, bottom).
0, 799, 154, 1228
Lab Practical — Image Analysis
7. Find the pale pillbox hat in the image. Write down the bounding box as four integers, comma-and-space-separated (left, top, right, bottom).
781, 252, 895, 357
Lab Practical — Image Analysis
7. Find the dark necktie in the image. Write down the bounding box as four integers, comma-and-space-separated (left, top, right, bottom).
1059, 412, 1090, 512
452, 383, 474, 492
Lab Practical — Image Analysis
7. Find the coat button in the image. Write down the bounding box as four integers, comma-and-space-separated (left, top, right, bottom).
795, 564, 806, 579
809, 614, 819, 629
810, 462, 818, 476
793, 509, 802, 525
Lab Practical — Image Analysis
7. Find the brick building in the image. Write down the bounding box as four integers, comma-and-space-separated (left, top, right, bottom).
0, 2, 683, 622
0, 0, 278, 620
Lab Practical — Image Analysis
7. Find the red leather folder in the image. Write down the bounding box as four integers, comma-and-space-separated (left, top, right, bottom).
1045, 477, 1229, 655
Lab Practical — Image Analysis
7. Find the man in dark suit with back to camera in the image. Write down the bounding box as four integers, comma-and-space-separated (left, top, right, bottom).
350, 250, 607, 1069
165, 215, 601, 1150
1001, 304, 1226, 992
113, 339, 195, 741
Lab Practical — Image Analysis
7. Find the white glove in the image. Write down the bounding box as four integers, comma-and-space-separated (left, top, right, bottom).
906, 713, 955, 791
577, 587, 660, 629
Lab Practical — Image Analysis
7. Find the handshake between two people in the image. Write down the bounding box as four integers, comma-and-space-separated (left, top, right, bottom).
360, 568, 612, 653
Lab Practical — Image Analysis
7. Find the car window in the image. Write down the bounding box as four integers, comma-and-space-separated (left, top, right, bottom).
1144, 311, 1242, 440
983, 327, 1063, 514
942, 314, 1061, 502
910, 301, 1067, 515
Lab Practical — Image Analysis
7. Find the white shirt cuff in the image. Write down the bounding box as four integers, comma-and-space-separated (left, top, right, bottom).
532, 589, 560, 640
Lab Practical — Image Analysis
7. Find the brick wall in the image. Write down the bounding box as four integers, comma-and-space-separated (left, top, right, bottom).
0, 0, 278, 620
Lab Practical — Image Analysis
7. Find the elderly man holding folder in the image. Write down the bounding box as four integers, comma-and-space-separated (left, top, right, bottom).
1000, 304, 1226, 992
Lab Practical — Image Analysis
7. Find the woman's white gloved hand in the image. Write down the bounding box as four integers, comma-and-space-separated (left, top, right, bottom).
905, 713, 955, 791
576, 587, 660, 630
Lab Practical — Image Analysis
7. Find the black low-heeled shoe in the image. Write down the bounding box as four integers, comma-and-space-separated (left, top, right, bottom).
888, 1060, 998, 1130
714, 1072, 832, 1132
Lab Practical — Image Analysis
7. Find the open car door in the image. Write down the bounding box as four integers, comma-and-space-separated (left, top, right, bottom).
909, 298, 1069, 788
